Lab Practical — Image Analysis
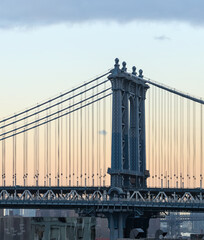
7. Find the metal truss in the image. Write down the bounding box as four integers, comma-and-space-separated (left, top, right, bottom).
1, 187, 204, 212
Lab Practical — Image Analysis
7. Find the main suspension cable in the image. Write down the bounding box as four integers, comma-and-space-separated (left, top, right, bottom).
0, 79, 110, 130
0, 71, 111, 125
0, 89, 112, 140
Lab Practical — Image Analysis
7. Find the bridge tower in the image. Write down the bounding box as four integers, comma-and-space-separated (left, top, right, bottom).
108, 58, 149, 188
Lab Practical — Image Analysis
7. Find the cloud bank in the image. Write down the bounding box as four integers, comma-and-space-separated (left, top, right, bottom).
0, 0, 204, 28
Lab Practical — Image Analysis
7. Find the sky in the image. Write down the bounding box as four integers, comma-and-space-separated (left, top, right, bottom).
1, 0, 204, 117
0, 1, 204, 187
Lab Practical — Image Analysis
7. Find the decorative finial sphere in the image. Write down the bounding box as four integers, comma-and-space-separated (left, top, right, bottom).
132, 66, 136, 75
113, 58, 120, 73
121, 61, 127, 72
115, 58, 119, 64
139, 69, 143, 78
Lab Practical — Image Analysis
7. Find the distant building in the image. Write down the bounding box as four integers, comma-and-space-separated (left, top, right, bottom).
0, 216, 31, 240
36, 209, 76, 217
4, 209, 36, 217
0, 216, 96, 240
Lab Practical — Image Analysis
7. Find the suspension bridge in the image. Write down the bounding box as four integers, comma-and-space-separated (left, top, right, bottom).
0, 58, 204, 239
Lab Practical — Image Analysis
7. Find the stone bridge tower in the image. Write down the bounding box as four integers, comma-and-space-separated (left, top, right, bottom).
108, 58, 149, 189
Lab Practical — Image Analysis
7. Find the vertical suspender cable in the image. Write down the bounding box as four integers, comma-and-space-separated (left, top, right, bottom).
44, 111, 47, 186
174, 94, 176, 187
177, 96, 180, 188
164, 91, 167, 187
97, 79, 99, 186
23, 118, 26, 186
169, 94, 172, 187
55, 115, 57, 185
158, 88, 161, 187
44, 115, 46, 186
80, 91, 83, 186
110, 93, 112, 186
157, 87, 159, 186
88, 95, 90, 186
1, 134, 3, 185
167, 92, 170, 188
66, 105, 68, 186
99, 87, 101, 186
47, 108, 52, 186
57, 104, 60, 187
150, 87, 152, 186
147, 90, 150, 186
47, 107, 49, 185
15, 120, 16, 186
26, 116, 28, 186
61, 99, 63, 186
13, 119, 14, 186
35, 113, 37, 186
69, 98, 71, 186
166, 92, 169, 187
13, 118, 16, 186
72, 91, 75, 186
193, 101, 196, 187
34, 108, 37, 186
153, 86, 156, 187
23, 113, 28, 186
161, 90, 163, 188
85, 85, 87, 186
176, 95, 178, 188
147, 88, 150, 187
173, 94, 175, 187
180, 98, 183, 188
166, 91, 167, 187
155, 87, 157, 186
201, 103, 203, 188
170, 92, 172, 187
48, 105, 51, 187
46, 108, 49, 186
77, 99, 79, 186
152, 86, 155, 187
92, 87, 95, 186
46, 108, 49, 185
2, 123, 5, 186
169, 92, 171, 187
103, 81, 106, 186
36, 108, 39, 186
187, 100, 190, 187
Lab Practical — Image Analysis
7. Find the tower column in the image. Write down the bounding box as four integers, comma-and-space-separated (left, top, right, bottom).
108, 212, 127, 240
110, 67, 123, 187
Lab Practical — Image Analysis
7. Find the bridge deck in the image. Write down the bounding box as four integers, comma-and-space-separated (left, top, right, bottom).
1, 186, 204, 213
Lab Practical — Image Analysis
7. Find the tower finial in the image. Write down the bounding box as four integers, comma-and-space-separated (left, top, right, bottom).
111, 58, 121, 75
121, 61, 127, 72
139, 69, 143, 78
132, 66, 136, 75
114, 58, 119, 68
112, 58, 120, 74
115, 58, 119, 64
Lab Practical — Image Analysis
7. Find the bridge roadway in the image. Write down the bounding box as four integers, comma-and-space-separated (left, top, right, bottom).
1, 186, 204, 214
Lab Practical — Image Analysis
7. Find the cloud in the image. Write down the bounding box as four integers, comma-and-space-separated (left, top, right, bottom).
0, 0, 204, 28
99, 130, 107, 136
154, 35, 171, 41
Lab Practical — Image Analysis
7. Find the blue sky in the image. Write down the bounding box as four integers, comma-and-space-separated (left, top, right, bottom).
0, 1, 204, 117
